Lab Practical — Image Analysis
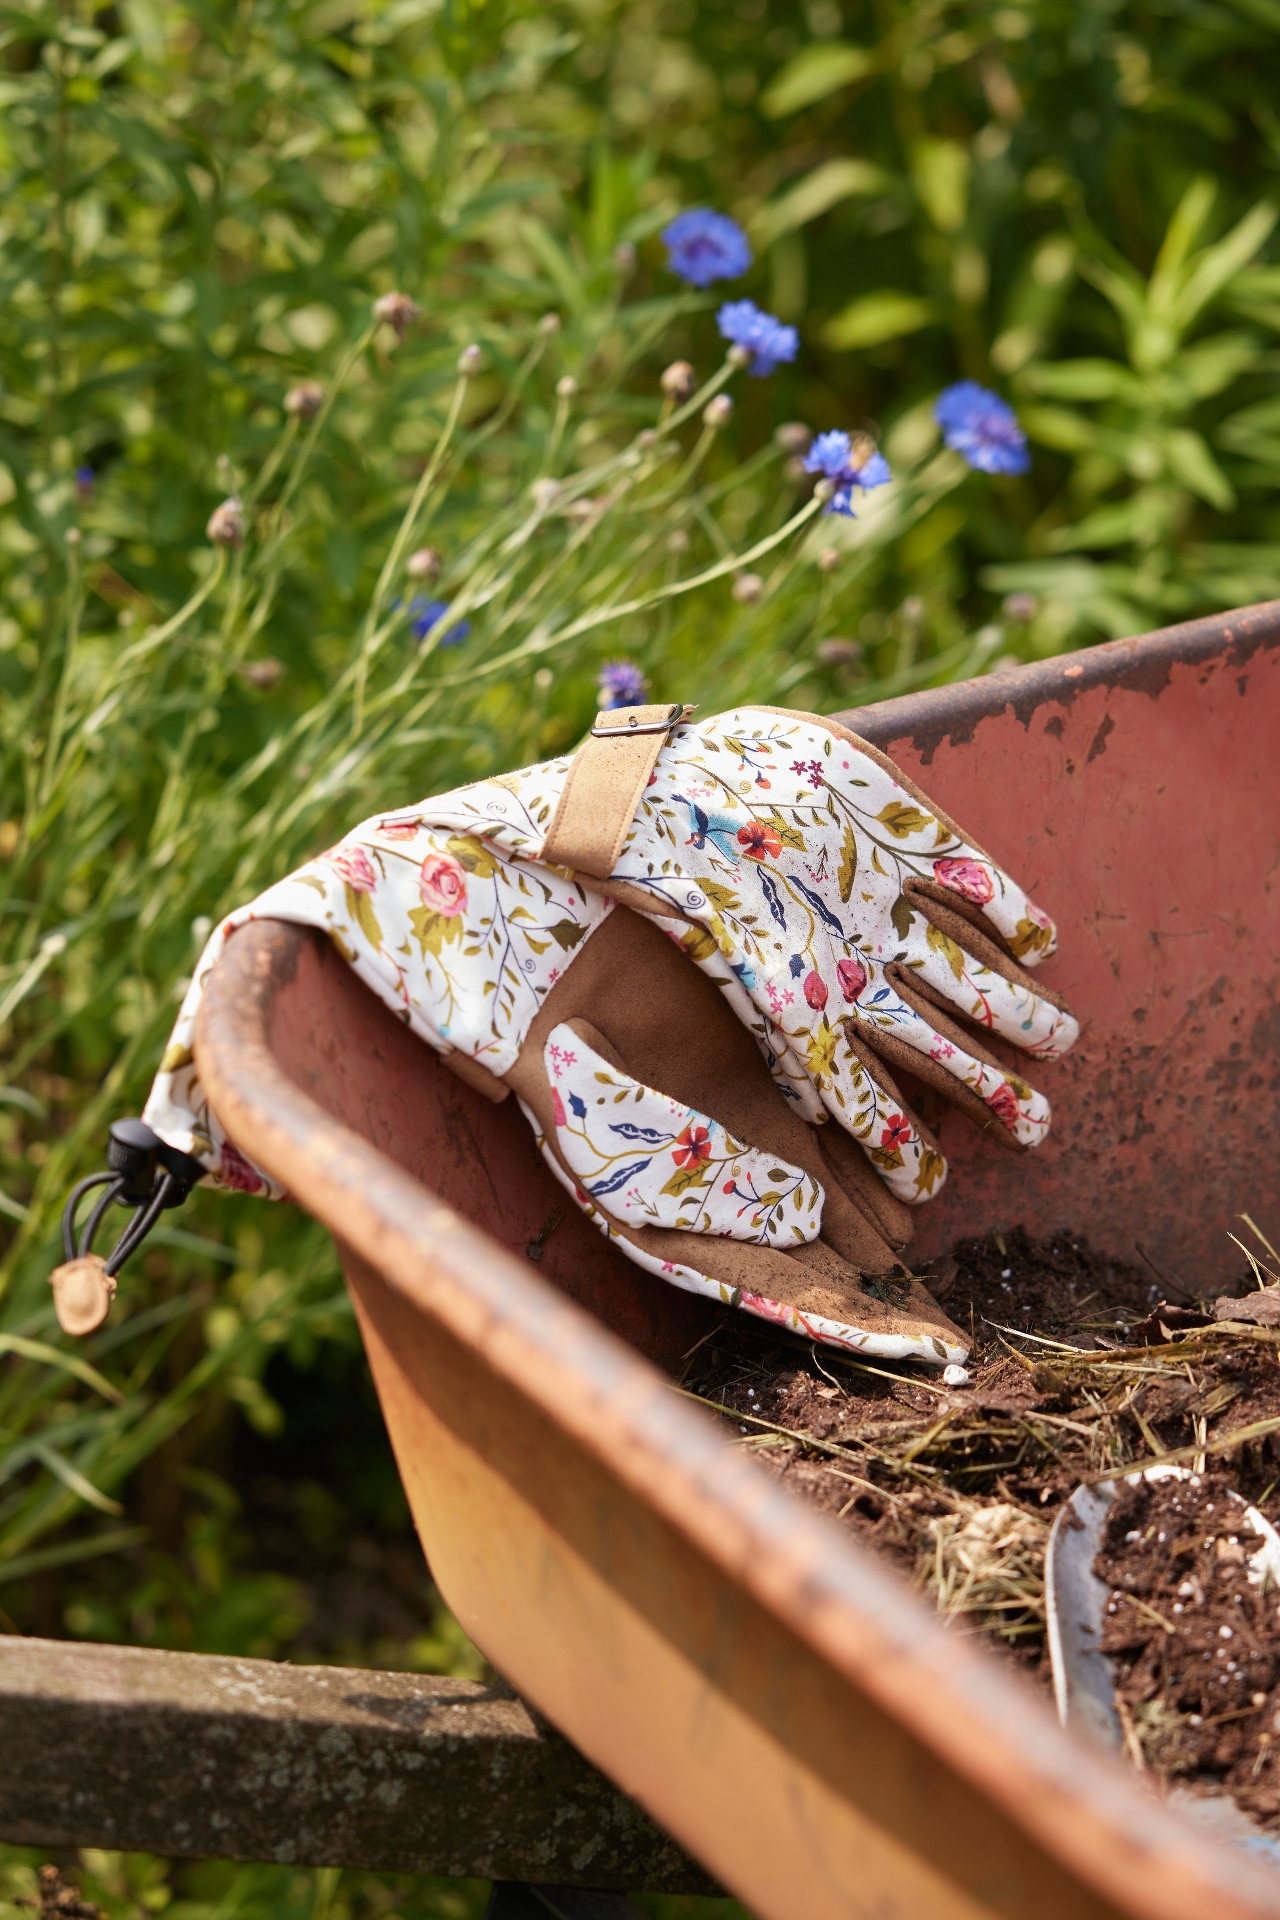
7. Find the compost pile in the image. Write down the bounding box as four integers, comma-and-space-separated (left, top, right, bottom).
1096, 1470, 1280, 1821
683, 1225, 1280, 1722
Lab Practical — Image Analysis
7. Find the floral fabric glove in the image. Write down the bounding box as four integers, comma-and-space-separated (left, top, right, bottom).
144, 787, 966, 1363
420, 705, 1078, 1207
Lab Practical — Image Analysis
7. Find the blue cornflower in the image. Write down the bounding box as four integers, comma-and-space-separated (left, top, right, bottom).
934, 382, 1030, 475
597, 659, 648, 710
716, 300, 798, 378
661, 209, 752, 289
75, 466, 94, 499
802, 430, 892, 517
409, 597, 471, 646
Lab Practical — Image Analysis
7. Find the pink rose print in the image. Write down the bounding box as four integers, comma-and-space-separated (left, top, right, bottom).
737, 820, 783, 862
985, 1082, 1021, 1129
934, 856, 994, 907
803, 971, 828, 1012
419, 851, 468, 916
377, 818, 422, 841
880, 1113, 912, 1151
218, 1140, 264, 1194
327, 844, 377, 893
836, 957, 867, 1002
672, 1124, 712, 1168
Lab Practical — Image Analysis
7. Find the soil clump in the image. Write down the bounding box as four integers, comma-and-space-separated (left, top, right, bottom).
1096, 1470, 1280, 1826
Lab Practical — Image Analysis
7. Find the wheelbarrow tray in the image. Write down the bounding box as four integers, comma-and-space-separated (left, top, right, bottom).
194, 603, 1280, 1920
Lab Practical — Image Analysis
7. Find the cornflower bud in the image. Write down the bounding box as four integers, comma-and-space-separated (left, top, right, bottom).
732, 573, 763, 605
207, 497, 244, 547
775, 422, 812, 454
817, 637, 862, 668
533, 667, 554, 692
458, 343, 483, 376
284, 381, 324, 420
614, 241, 637, 273
373, 292, 420, 341
816, 547, 840, 573
75, 465, 94, 500
811, 476, 834, 502
65, 526, 81, 548
669, 528, 691, 553
407, 548, 442, 582
726, 344, 752, 370
556, 374, 579, 399
1003, 592, 1038, 623
532, 478, 562, 512
704, 394, 733, 429
539, 313, 562, 335
637, 429, 657, 449
240, 659, 285, 688
901, 594, 925, 626
660, 360, 695, 401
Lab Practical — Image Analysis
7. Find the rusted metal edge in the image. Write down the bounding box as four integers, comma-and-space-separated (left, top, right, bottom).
0, 1636, 715, 1891
193, 917, 1280, 1920
848, 599, 1280, 762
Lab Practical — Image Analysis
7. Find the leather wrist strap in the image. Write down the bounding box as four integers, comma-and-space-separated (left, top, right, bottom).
540, 703, 692, 879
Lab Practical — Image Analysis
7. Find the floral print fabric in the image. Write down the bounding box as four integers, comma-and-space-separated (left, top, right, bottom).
144, 813, 612, 1194
544, 1023, 824, 1244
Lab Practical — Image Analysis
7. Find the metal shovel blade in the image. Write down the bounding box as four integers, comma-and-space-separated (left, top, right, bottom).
1046, 1476, 1280, 1870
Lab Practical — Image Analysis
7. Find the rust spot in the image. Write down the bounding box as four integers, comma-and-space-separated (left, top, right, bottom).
1044, 715, 1065, 738
849, 600, 1280, 761
1086, 713, 1115, 763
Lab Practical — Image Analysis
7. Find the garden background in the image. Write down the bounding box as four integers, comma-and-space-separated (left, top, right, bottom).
2, 0, 1280, 1915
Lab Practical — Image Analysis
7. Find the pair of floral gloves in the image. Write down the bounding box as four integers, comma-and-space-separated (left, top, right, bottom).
145, 705, 1077, 1365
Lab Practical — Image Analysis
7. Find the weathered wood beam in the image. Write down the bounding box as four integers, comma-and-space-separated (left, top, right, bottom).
0, 1638, 714, 1894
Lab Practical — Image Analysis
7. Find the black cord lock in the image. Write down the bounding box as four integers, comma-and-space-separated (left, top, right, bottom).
50, 1120, 206, 1337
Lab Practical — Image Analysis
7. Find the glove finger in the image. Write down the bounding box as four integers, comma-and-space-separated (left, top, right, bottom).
815, 1019, 949, 1206
649, 909, 830, 1124
521, 1099, 968, 1366
901, 885, 1079, 1061
541, 1019, 824, 1246
857, 976, 1052, 1152
815, 715, 1061, 968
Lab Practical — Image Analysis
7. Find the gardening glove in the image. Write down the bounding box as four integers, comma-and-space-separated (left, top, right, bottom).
418, 702, 1079, 1208
144, 811, 968, 1364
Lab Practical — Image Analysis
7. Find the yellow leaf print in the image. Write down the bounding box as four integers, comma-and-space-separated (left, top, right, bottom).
877, 800, 933, 839
447, 834, 499, 879
837, 823, 857, 903
1009, 915, 1054, 959
805, 1019, 838, 1084
925, 920, 966, 981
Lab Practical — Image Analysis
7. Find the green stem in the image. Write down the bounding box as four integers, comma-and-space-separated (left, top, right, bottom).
37, 538, 84, 809
351, 370, 470, 735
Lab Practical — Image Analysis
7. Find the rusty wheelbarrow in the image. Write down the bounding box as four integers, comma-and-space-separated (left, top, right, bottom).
191, 604, 1280, 1920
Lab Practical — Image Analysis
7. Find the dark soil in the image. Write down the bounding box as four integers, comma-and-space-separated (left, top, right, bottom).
686, 1223, 1278, 1702
1097, 1470, 1280, 1824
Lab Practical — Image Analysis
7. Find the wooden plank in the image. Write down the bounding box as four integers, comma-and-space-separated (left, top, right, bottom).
0, 1636, 714, 1893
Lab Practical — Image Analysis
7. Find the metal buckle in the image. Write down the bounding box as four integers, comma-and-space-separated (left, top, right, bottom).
590, 702, 685, 739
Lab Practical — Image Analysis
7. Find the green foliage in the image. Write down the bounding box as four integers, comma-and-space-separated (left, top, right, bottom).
0, 0, 1279, 1905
